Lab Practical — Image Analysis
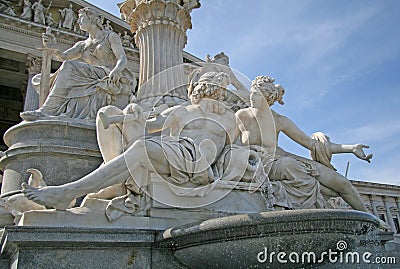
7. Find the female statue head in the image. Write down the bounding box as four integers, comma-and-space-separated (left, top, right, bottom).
78, 7, 104, 31
250, 76, 285, 107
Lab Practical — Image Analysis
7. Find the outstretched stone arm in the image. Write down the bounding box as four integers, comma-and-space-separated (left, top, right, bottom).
275, 112, 314, 149
47, 40, 85, 62
275, 112, 372, 162
145, 106, 181, 133
331, 144, 372, 162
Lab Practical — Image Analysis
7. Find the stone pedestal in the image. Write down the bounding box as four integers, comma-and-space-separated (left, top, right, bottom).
0, 227, 157, 269
0, 120, 102, 195
385, 234, 400, 264
1, 210, 396, 269
0, 226, 187, 269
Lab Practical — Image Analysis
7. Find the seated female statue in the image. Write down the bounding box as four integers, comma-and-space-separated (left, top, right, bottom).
21, 7, 135, 121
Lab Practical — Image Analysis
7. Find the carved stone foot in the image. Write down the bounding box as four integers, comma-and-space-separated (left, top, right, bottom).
20, 110, 46, 121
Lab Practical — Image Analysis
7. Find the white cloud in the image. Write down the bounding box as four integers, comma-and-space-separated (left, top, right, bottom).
339, 120, 400, 143
350, 161, 400, 186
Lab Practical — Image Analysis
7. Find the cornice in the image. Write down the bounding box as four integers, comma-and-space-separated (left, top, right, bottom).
0, 13, 84, 46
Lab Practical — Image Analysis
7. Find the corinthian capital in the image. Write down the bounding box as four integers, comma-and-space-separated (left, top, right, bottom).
26, 54, 42, 74
119, 0, 200, 34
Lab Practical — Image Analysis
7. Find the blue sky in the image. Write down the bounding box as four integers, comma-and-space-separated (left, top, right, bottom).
87, 0, 400, 186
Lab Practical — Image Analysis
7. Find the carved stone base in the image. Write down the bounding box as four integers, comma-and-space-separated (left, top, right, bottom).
0, 226, 183, 269
17, 177, 271, 230
1, 211, 396, 269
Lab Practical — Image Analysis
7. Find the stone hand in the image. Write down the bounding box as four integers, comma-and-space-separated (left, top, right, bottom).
123, 103, 143, 121
108, 69, 122, 84
147, 104, 169, 118
352, 144, 373, 163
42, 32, 57, 49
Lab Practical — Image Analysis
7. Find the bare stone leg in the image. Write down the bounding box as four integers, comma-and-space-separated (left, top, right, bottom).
315, 162, 367, 211
92, 105, 148, 198
319, 184, 339, 198
314, 162, 390, 230
84, 183, 127, 200
22, 139, 170, 210
21, 183, 77, 210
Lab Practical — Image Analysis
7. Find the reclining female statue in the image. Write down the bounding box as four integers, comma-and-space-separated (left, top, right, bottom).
21, 7, 135, 121
235, 76, 390, 230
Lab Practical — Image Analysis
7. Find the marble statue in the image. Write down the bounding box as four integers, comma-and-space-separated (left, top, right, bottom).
182, 0, 201, 12
190, 52, 248, 93
235, 75, 390, 230
22, 72, 263, 212
20, 71, 389, 230
32, 0, 45, 24
45, 11, 55, 27
0, 0, 16, 16
59, 3, 75, 30
121, 30, 133, 47
189, 52, 250, 110
19, 0, 32, 20
104, 19, 113, 31
20, 7, 136, 122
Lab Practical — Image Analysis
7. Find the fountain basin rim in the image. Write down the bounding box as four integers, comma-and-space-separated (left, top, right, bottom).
158, 209, 379, 248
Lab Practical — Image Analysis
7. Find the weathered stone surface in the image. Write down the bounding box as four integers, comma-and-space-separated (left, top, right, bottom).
1, 227, 155, 269
0, 253, 9, 269
384, 234, 400, 264
1, 1, 397, 269
18, 208, 195, 230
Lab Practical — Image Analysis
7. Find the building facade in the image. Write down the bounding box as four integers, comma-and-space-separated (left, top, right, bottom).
330, 180, 400, 234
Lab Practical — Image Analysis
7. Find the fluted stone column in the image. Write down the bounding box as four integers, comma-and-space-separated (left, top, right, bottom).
369, 195, 379, 217
121, 0, 200, 110
23, 54, 41, 111
383, 196, 396, 233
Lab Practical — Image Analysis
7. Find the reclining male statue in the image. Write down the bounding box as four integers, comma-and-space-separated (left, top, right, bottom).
22, 71, 250, 210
